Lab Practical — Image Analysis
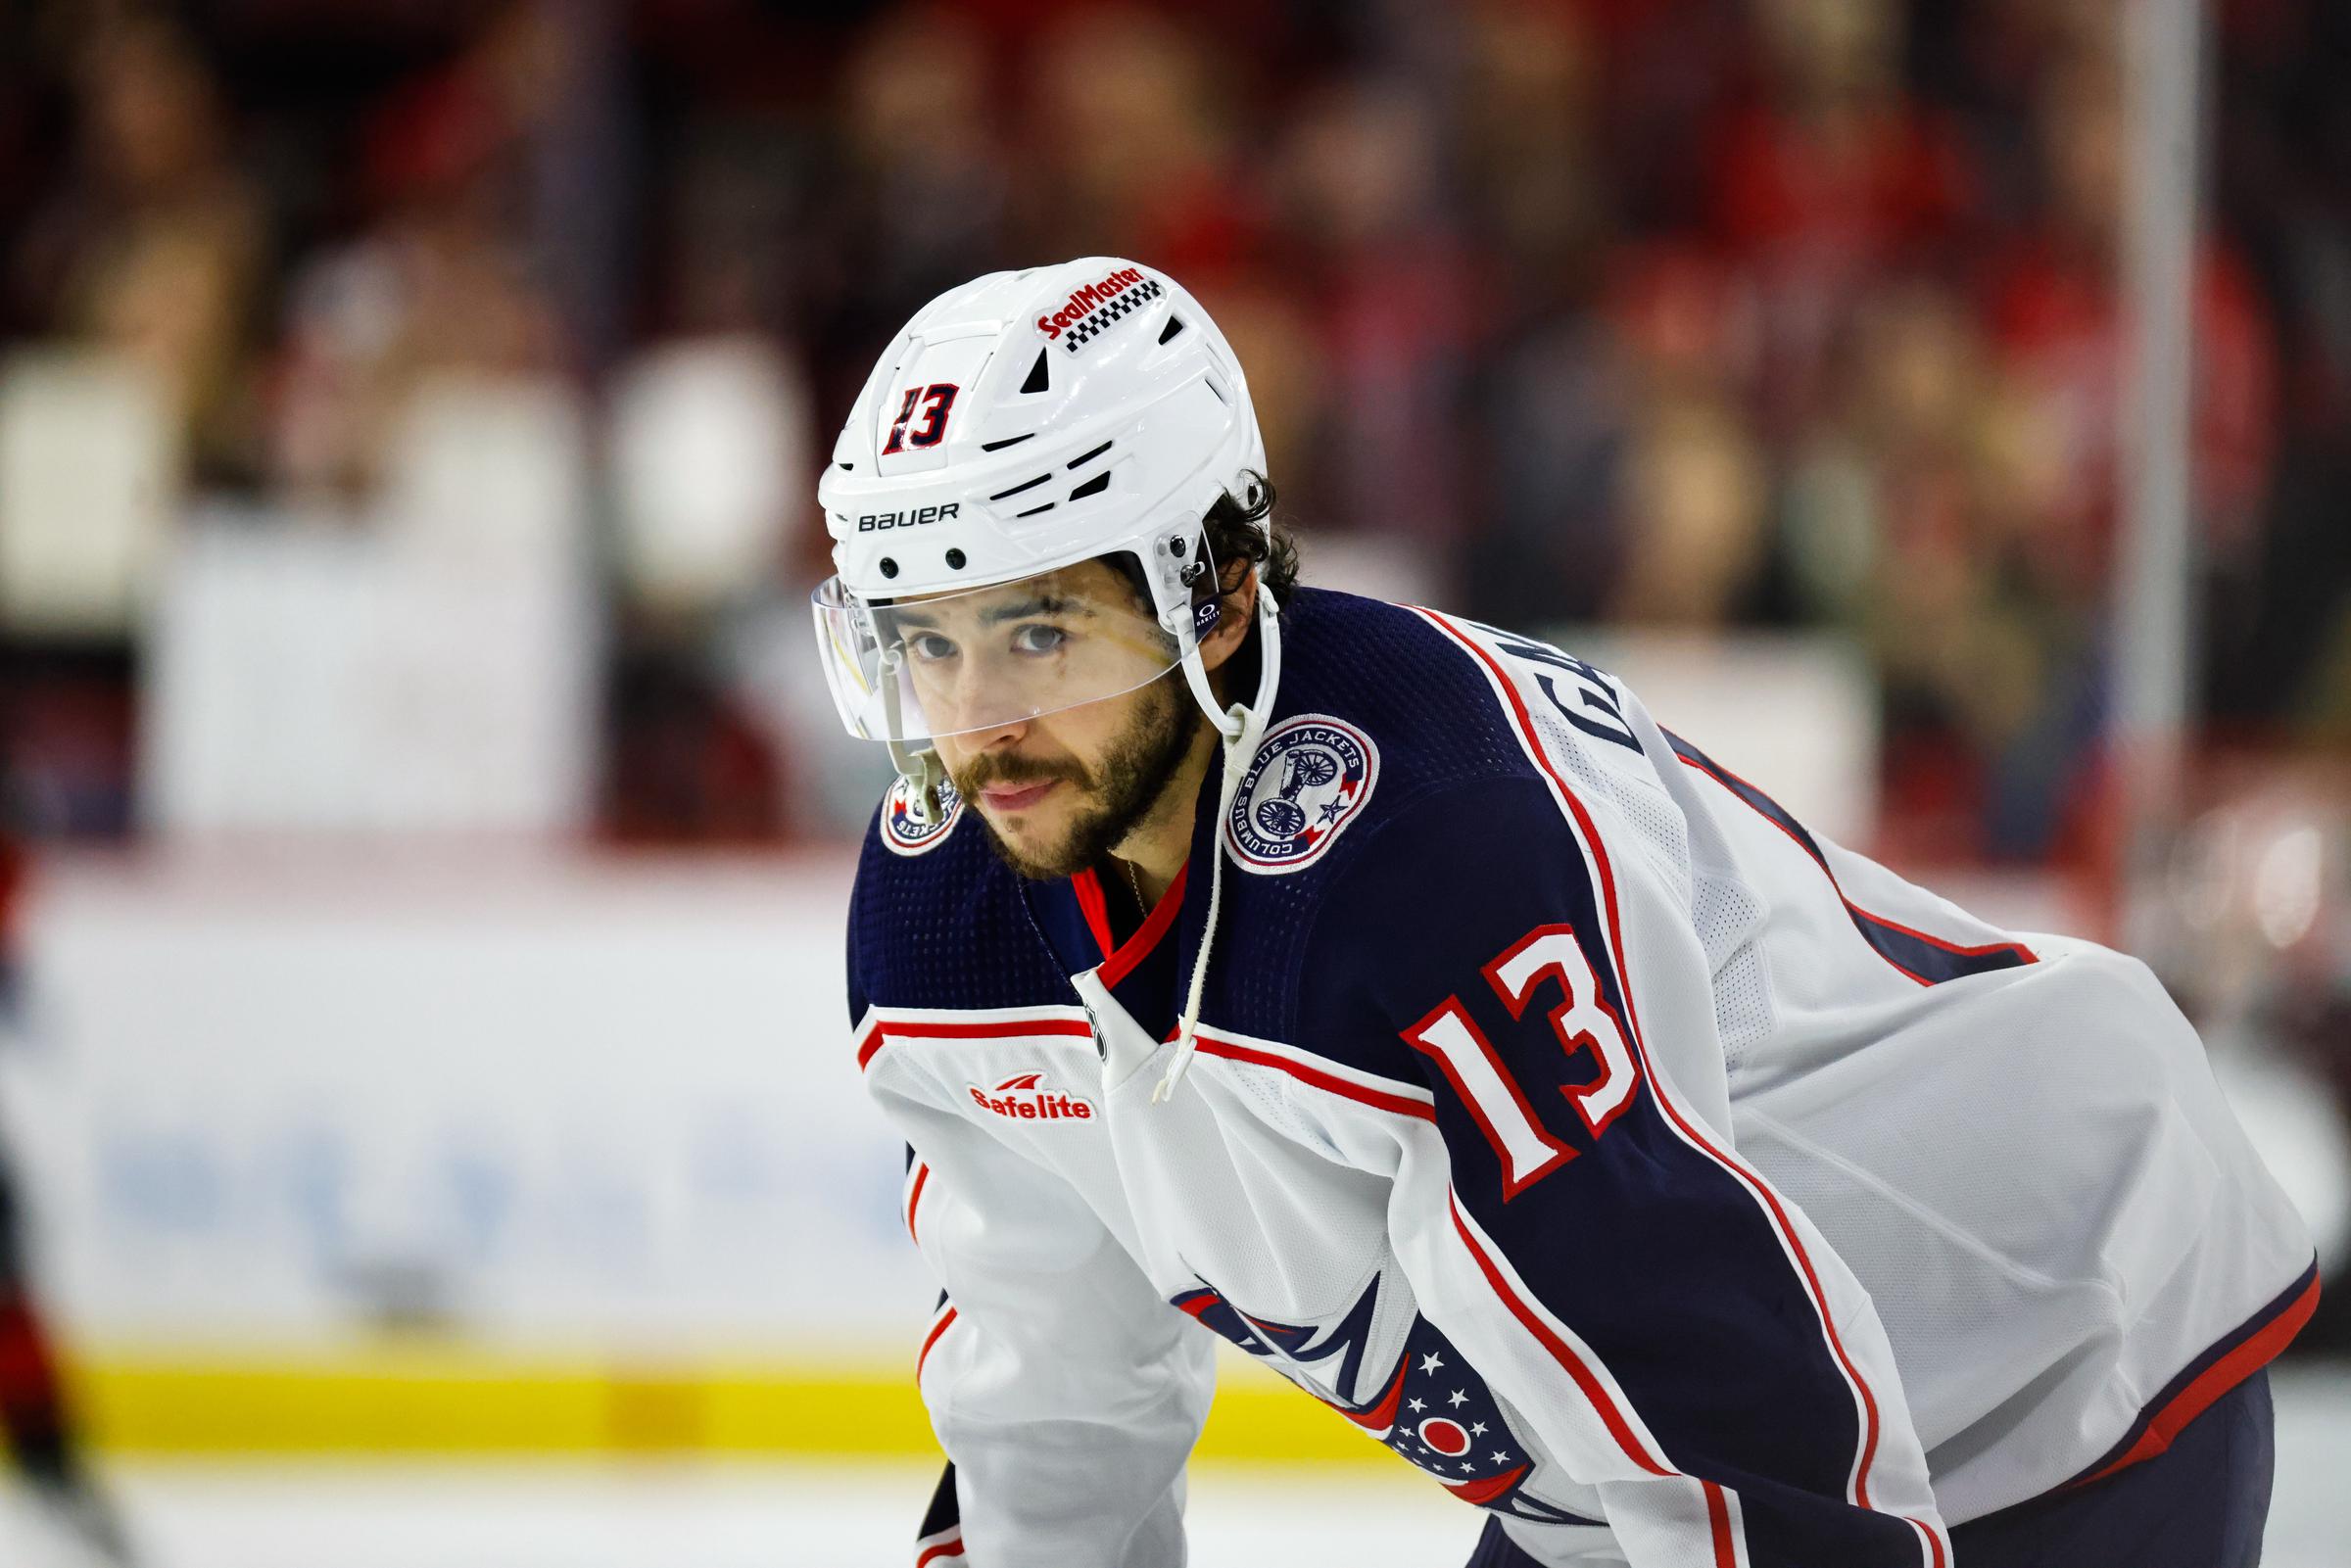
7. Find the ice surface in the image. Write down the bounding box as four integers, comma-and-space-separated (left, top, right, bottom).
4, 1364, 2345, 1567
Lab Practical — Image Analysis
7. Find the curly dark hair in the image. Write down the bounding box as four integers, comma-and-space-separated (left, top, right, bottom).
1095, 470, 1296, 638
1202, 470, 1299, 604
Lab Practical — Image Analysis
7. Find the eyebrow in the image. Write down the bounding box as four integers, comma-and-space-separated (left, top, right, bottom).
889, 593, 1094, 631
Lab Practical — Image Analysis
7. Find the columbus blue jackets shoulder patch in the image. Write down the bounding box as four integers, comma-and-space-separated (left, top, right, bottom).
882, 774, 964, 856
1223, 713, 1378, 874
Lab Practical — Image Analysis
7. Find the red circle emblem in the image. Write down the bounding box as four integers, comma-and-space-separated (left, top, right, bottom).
1418, 1417, 1470, 1457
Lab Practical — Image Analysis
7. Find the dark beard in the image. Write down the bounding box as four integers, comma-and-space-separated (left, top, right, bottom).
951, 675, 1203, 882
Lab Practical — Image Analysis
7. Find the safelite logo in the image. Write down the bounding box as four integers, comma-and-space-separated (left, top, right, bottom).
968, 1071, 1095, 1122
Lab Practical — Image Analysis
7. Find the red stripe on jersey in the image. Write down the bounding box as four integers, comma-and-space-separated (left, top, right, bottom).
916, 1307, 957, 1384
1446, 1462, 1531, 1505
1670, 745, 2036, 982
1418, 608, 1889, 1512
1188, 1030, 1436, 1121
903, 1162, 931, 1245
1702, 1480, 1737, 1568
857, 1015, 1095, 1070
1321, 1354, 1411, 1432
1447, 1189, 1672, 1478
1072, 868, 1116, 955
1724, 1174, 1883, 1507
1098, 862, 1189, 989
1853, 905, 2036, 965
913, 1532, 964, 1567
1911, 1515, 1948, 1568
2074, 1268, 2320, 1487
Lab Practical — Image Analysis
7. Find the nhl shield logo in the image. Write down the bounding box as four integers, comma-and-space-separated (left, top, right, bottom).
1224, 715, 1378, 874
882, 773, 963, 856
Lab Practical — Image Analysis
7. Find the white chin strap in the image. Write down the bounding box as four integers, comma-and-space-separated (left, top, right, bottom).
1154, 580, 1282, 1105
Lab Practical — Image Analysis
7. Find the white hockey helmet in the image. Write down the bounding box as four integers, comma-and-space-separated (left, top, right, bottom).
810, 258, 1277, 806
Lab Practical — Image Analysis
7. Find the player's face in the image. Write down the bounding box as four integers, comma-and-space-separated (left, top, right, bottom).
882, 558, 1183, 744
915, 561, 1201, 880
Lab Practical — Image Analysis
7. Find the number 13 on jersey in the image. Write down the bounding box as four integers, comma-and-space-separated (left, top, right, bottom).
1403, 923, 1643, 1199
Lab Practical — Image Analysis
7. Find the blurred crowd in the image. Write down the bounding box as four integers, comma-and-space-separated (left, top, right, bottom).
0, 0, 2346, 866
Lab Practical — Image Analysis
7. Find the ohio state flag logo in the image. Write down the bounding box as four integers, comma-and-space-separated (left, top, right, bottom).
1224, 715, 1378, 874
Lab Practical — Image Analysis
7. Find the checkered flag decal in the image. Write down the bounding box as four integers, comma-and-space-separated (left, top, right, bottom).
1061, 278, 1167, 352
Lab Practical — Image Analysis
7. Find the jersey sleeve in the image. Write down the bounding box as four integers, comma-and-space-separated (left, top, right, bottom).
848, 891, 1215, 1566
1301, 773, 1951, 1568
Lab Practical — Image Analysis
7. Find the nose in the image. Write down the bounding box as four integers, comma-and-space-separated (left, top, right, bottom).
930, 647, 1035, 748
964, 713, 1032, 752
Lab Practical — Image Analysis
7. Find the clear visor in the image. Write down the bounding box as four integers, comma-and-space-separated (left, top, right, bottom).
812, 557, 1184, 743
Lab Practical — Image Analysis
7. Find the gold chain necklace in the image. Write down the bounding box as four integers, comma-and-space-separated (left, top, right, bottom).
1122, 858, 1147, 912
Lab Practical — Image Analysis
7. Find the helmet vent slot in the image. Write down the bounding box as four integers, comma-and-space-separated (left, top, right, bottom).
1066, 441, 1113, 470
980, 434, 1034, 451
1069, 472, 1111, 501
1014, 502, 1056, 518
837, 461, 855, 471
1157, 316, 1186, 345
1020, 349, 1050, 395
988, 471, 1053, 500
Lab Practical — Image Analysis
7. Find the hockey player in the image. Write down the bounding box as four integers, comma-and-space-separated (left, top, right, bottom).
0, 836, 135, 1566
813, 259, 2317, 1568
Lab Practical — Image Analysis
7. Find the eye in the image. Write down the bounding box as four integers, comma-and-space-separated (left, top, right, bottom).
907, 633, 958, 663
1011, 624, 1068, 655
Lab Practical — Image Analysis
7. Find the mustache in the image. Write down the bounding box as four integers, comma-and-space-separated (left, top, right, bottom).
953, 753, 1092, 794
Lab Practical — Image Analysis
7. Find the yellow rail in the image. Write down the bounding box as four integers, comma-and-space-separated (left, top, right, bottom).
68, 1350, 1388, 1462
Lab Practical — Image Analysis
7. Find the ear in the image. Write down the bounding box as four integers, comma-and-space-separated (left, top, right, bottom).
1197, 563, 1259, 674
